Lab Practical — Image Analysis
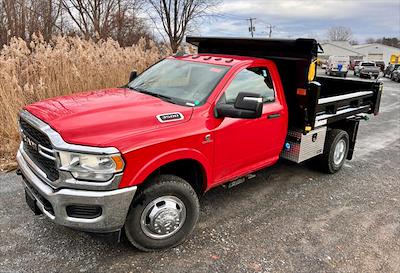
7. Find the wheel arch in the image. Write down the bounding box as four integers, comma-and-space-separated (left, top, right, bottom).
124, 148, 212, 194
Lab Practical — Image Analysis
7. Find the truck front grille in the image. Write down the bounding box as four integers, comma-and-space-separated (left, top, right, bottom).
19, 117, 59, 181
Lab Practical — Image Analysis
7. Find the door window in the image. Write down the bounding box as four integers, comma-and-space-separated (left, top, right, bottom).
221, 67, 275, 104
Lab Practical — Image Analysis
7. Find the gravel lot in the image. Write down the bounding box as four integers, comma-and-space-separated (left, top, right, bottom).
1, 72, 399, 273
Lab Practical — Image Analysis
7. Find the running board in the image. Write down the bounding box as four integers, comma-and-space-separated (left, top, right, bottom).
223, 173, 256, 189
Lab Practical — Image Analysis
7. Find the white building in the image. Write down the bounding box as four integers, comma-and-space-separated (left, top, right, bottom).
353, 43, 400, 64
319, 41, 365, 62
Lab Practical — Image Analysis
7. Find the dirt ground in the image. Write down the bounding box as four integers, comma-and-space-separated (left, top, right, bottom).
0, 73, 399, 273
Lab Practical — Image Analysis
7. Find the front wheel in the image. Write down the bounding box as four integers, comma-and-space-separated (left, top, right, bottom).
124, 175, 200, 251
317, 129, 349, 174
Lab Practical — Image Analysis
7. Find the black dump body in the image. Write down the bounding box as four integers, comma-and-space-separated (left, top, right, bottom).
187, 36, 382, 132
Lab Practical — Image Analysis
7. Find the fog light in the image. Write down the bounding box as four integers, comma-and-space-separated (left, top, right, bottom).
66, 205, 102, 219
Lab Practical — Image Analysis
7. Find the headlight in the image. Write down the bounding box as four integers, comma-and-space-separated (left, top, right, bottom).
58, 151, 124, 182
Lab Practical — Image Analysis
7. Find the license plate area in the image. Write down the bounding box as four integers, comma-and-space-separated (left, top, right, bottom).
25, 188, 42, 215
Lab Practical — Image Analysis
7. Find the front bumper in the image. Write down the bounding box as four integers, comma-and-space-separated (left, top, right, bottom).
17, 149, 137, 232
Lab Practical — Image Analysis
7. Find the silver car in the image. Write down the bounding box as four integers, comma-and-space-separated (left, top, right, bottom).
354, 62, 380, 79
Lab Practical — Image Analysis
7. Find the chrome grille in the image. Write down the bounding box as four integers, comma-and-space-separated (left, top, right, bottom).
19, 117, 59, 181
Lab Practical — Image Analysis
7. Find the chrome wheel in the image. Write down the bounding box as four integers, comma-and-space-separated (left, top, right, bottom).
140, 196, 186, 239
333, 139, 346, 165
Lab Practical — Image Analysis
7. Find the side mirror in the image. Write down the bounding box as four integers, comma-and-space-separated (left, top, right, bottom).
129, 71, 138, 82
216, 92, 263, 119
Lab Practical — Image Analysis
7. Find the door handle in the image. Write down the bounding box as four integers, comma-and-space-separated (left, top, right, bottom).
267, 113, 281, 119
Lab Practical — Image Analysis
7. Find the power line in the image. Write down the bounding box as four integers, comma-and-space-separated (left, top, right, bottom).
214, 12, 249, 20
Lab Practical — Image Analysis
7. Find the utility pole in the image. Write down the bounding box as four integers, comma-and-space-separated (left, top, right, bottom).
266, 24, 275, 38
247, 18, 256, 37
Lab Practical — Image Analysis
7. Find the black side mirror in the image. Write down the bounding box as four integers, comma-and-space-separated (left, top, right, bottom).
216, 92, 263, 119
129, 71, 138, 82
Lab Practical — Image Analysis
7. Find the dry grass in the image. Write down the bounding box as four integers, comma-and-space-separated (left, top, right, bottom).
0, 35, 166, 171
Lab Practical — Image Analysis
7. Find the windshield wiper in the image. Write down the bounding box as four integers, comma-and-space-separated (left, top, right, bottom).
128, 86, 177, 104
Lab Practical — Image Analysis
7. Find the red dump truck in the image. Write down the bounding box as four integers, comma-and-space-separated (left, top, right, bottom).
17, 37, 382, 251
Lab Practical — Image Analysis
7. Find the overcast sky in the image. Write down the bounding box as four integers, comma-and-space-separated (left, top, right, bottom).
196, 0, 400, 42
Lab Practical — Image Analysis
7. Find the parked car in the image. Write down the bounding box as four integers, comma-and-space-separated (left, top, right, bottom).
16, 37, 383, 251
374, 60, 385, 72
383, 63, 400, 78
350, 60, 362, 70
391, 67, 400, 82
325, 56, 349, 77
354, 61, 380, 79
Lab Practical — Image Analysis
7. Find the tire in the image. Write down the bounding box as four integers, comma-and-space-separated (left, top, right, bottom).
124, 175, 200, 251
317, 129, 349, 174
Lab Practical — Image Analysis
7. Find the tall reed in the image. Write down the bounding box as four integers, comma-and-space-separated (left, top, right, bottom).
0, 35, 166, 170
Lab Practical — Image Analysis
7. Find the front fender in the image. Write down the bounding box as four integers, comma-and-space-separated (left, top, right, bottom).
118, 148, 212, 190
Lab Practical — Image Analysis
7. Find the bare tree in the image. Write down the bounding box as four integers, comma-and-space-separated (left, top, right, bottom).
349, 40, 359, 45
0, 0, 63, 45
365, 37, 400, 48
0, 0, 153, 47
0, 1, 7, 46
146, 0, 220, 52
27, 0, 63, 41
327, 26, 353, 41
2, 0, 27, 41
61, 0, 117, 39
61, 0, 150, 45
109, 0, 152, 46
365, 37, 375, 44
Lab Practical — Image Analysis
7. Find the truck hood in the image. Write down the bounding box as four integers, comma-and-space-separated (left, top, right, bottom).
25, 88, 193, 147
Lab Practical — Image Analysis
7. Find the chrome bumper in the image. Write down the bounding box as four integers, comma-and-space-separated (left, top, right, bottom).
17, 150, 137, 232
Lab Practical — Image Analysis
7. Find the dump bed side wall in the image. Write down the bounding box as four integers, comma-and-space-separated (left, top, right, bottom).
316, 76, 383, 115
317, 76, 378, 97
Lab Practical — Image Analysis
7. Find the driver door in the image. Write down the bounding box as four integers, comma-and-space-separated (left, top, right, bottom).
212, 66, 285, 184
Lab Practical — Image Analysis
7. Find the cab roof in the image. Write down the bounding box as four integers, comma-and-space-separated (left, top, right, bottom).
170, 53, 264, 67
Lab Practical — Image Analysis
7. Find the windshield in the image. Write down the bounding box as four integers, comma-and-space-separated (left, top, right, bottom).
128, 59, 230, 106
361, 63, 375, 67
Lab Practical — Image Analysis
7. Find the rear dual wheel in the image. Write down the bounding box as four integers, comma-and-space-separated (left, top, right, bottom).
317, 129, 349, 173
124, 175, 199, 251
